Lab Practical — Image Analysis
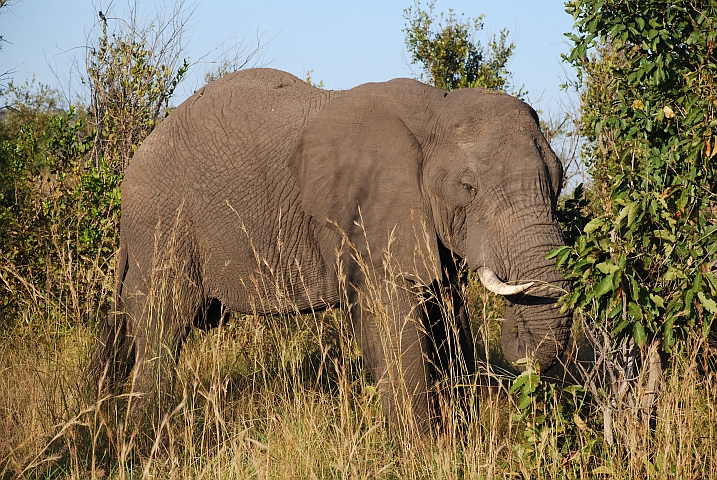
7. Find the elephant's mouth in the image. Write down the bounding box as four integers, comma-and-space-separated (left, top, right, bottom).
507, 293, 561, 306
473, 266, 572, 371
501, 292, 572, 371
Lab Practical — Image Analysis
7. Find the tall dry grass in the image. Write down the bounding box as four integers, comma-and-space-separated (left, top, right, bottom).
1, 230, 717, 479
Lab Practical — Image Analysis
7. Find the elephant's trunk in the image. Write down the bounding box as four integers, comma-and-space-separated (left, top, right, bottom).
501, 255, 572, 371
463, 177, 572, 371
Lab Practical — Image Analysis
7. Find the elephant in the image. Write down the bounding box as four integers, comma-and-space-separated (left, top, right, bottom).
91, 68, 572, 437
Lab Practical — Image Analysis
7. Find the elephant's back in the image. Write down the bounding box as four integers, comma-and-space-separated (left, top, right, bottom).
181, 68, 328, 128
124, 68, 334, 210
129, 68, 330, 170
122, 68, 340, 313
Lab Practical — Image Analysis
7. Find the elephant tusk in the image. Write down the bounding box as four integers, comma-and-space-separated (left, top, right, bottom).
477, 267, 534, 296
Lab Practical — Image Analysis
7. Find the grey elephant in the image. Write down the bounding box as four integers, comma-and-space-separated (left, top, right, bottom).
92, 68, 571, 436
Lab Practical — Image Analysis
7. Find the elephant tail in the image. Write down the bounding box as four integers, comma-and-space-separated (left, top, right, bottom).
90, 240, 133, 396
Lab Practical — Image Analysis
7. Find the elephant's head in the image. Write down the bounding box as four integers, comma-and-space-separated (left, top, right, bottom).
290, 79, 572, 371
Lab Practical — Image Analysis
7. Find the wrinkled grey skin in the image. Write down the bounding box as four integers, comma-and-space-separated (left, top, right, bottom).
92, 68, 571, 436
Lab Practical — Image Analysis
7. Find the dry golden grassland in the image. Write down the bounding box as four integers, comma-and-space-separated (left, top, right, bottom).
1, 252, 717, 479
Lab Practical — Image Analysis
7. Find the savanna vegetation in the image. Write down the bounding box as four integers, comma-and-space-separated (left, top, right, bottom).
1, 0, 716, 478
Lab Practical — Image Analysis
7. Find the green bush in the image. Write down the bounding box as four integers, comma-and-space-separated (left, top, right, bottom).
403, 0, 525, 96
0, 10, 190, 329
555, 0, 717, 353
0, 85, 120, 327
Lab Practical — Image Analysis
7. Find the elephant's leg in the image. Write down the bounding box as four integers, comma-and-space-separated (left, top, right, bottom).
425, 284, 476, 378
92, 308, 135, 393
349, 280, 434, 437
423, 281, 476, 425
90, 242, 134, 395
127, 266, 199, 431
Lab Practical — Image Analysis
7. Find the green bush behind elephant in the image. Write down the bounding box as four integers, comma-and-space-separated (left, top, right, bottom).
92, 68, 571, 437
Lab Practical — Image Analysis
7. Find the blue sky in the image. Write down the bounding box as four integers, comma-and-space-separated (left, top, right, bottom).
1, 1, 576, 113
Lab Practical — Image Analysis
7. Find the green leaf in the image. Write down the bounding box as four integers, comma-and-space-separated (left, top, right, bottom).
517, 395, 532, 411
510, 374, 527, 393
608, 300, 623, 318
546, 246, 566, 259
697, 292, 717, 314
692, 272, 703, 293
596, 261, 619, 274
594, 274, 615, 298
663, 316, 675, 351
663, 267, 679, 281
616, 203, 631, 226
583, 217, 606, 234
626, 200, 640, 227
627, 301, 643, 319
554, 247, 573, 270
612, 317, 630, 336
654, 230, 676, 242
633, 321, 647, 347
649, 294, 665, 309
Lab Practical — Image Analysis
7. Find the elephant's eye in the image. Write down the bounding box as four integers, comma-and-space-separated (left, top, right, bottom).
462, 183, 476, 194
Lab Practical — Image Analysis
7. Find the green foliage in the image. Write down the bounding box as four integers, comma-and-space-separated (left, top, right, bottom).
557, 0, 717, 352
304, 70, 324, 88
510, 359, 543, 412
0, 81, 66, 268
509, 362, 602, 475
1, 15, 190, 327
556, 183, 593, 247
0, 83, 120, 325
403, 1, 525, 96
86, 23, 189, 172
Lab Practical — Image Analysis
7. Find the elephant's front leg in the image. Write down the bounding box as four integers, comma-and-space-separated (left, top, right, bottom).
350, 278, 434, 437
423, 280, 477, 425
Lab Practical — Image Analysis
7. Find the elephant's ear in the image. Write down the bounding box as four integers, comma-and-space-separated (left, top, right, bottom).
288, 86, 440, 285
531, 107, 564, 200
